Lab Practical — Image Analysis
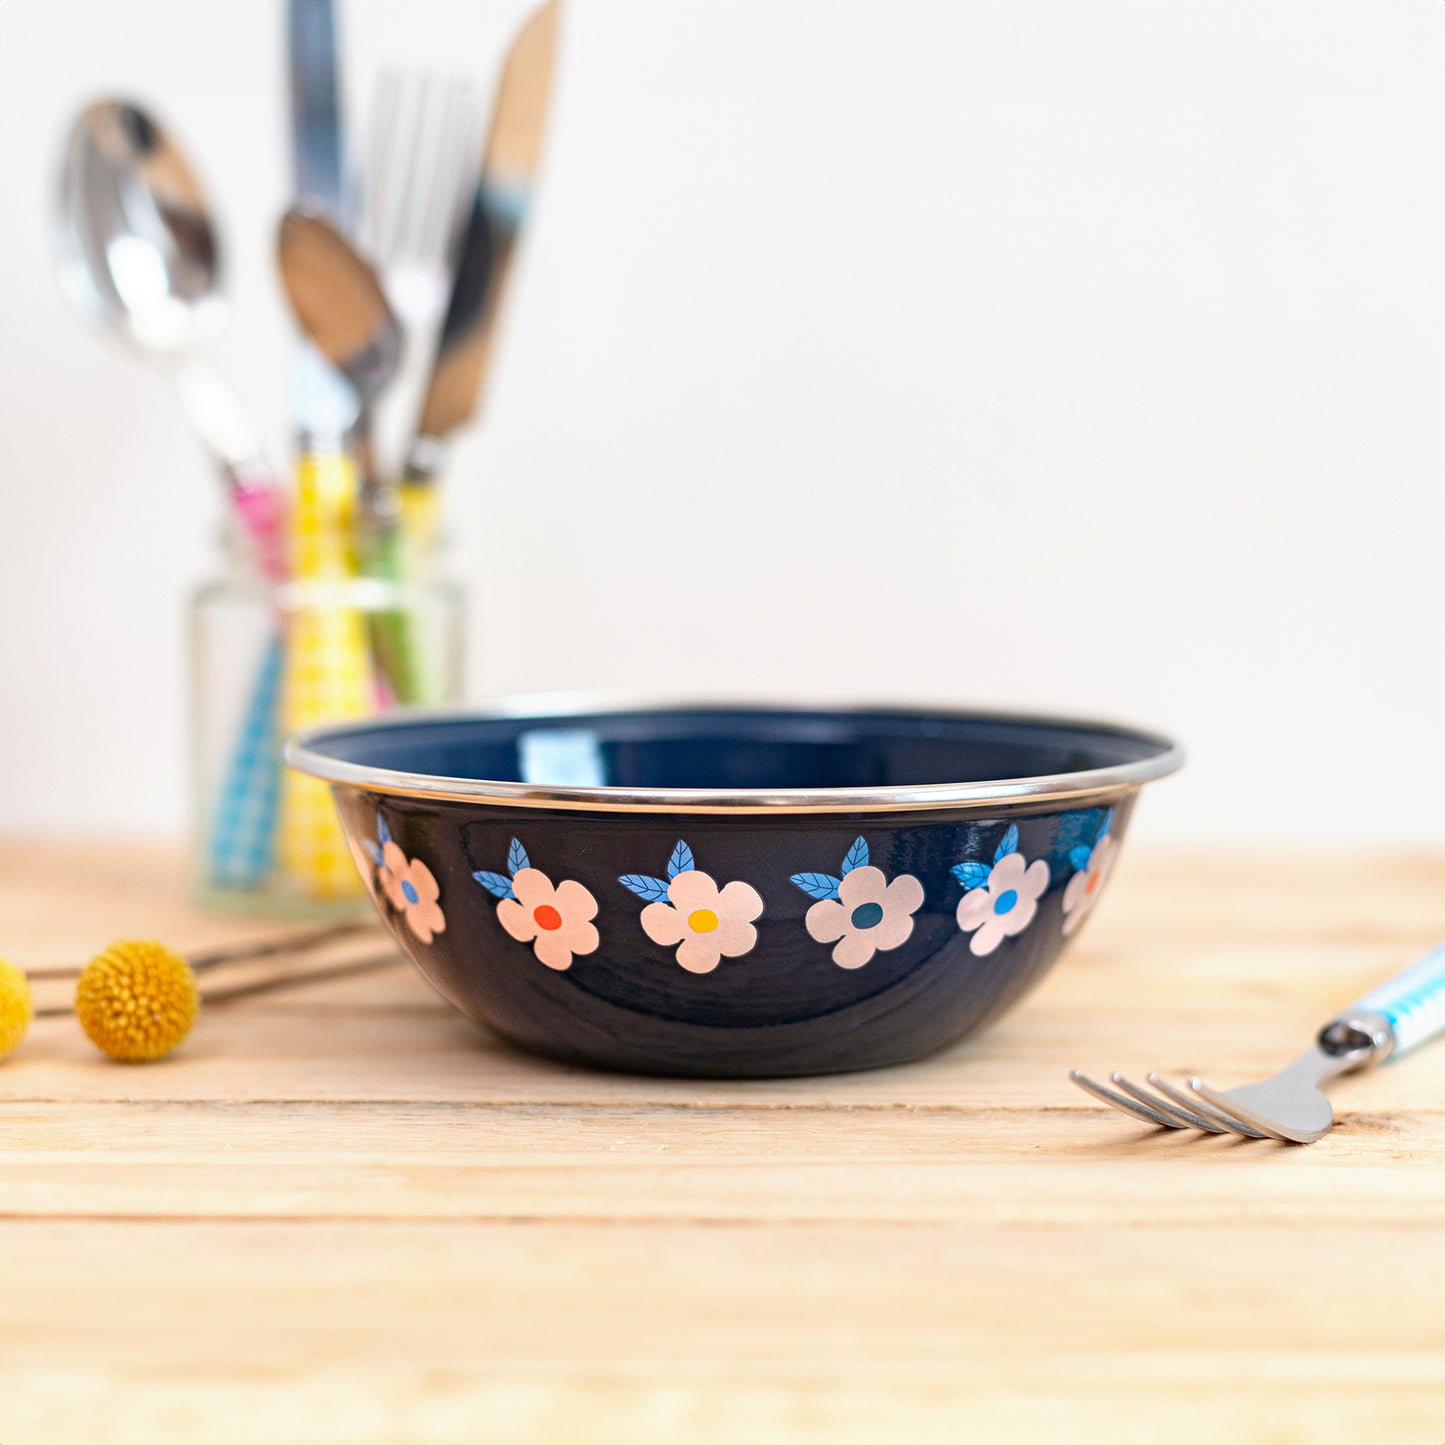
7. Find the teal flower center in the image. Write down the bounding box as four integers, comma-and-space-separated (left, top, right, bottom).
993, 888, 1019, 915
401, 879, 419, 906
850, 901, 885, 930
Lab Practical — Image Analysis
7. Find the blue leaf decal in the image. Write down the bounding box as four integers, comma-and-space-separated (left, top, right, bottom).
619, 874, 672, 903
1098, 808, 1114, 841
952, 861, 992, 890
473, 870, 516, 900
994, 824, 1019, 864
507, 838, 531, 876
667, 840, 695, 880
1069, 846, 1094, 873
364, 839, 385, 867
841, 836, 869, 874
791, 872, 843, 901
377, 814, 392, 847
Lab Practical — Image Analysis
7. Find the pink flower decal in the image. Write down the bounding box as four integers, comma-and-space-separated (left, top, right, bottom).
474, 839, 600, 972
362, 817, 445, 944
620, 841, 764, 974
791, 837, 924, 969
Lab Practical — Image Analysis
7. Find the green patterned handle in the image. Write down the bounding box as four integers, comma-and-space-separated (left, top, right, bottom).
367, 484, 448, 706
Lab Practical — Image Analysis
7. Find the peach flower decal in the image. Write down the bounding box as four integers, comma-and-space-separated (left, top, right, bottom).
1062, 810, 1117, 937
363, 816, 446, 944
792, 837, 924, 969
474, 839, 600, 971
619, 841, 764, 974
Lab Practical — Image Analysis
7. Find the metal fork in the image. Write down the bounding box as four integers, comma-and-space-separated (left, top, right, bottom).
1072, 941, 1445, 1143
366, 68, 478, 341
359, 68, 478, 505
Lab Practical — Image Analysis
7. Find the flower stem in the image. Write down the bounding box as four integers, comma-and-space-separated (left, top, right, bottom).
25, 922, 372, 982
32, 952, 402, 1020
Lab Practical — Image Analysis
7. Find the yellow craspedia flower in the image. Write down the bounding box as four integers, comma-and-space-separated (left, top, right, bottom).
0, 958, 34, 1059
75, 939, 199, 1062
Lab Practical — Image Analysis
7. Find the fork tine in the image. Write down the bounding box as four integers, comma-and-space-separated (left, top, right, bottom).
394, 74, 432, 263
365, 67, 479, 328
1186, 1078, 1298, 1144
1109, 1072, 1230, 1134
1068, 1070, 1182, 1130
421, 75, 476, 268
398, 74, 443, 265
366, 68, 403, 258
1146, 1072, 1268, 1139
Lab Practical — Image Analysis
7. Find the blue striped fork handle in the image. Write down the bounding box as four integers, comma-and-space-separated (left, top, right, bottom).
1346, 940, 1445, 1059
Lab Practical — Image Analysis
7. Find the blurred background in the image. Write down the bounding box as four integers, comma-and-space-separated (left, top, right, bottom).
2, 0, 1444, 845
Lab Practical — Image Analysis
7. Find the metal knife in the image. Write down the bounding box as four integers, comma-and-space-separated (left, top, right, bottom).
400, 0, 561, 486
287, 0, 347, 218
286, 0, 360, 448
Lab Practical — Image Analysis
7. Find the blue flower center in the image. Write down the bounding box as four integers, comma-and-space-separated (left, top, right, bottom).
401, 879, 419, 906
850, 901, 885, 930
993, 889, 1019, 915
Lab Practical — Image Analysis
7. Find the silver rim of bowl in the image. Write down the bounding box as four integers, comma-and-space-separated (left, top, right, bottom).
284, 695, 1185, 816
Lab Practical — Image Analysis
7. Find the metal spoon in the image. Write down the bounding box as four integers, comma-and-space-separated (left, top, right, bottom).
54, 100, 281, 569
276, 205, 401, 469
55, 100, 292, 895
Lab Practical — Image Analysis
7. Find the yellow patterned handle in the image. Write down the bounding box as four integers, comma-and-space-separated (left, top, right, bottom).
398, 481, 442, 559
276, 449, 373, 900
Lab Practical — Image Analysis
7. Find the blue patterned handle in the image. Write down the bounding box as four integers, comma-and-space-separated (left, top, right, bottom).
1344, 941, 1445, 1059
207, 629, 285, 890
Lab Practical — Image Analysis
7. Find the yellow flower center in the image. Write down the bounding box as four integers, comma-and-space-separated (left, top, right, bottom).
688, 908, 719, 934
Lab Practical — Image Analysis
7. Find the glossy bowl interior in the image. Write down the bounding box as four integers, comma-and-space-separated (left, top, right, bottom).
288, 703, 1182, 1077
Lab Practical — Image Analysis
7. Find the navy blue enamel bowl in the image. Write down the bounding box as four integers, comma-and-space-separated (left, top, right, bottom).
287, 701, 1182, 1077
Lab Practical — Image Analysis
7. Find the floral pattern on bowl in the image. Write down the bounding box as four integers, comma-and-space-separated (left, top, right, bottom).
361, 814, 446, 943
473, 838, 600, 971
1062, 808, 1116, 936
356, 809, 1133, 976
951, 824, 1050, 957
619, 841, 765, 974
791, 837, 925, 969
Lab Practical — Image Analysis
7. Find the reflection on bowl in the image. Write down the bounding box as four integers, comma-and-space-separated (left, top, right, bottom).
286, 701, 1182, 1078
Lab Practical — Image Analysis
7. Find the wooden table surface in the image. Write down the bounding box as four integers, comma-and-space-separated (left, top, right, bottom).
3, 841, 1443, 1444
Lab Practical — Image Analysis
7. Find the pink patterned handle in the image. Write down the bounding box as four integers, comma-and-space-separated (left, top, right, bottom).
232, 480, 289, 584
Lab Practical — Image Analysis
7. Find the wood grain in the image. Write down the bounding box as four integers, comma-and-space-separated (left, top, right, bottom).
2, 841, 1444, 1443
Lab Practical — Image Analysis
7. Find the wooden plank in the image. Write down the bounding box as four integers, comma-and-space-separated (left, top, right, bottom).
0, 1101, 1442, 1226
5, 1370, 1443, 1445
2, 1221, 1443, 1445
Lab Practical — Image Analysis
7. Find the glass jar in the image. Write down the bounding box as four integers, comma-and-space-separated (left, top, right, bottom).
189, 526, 464, 916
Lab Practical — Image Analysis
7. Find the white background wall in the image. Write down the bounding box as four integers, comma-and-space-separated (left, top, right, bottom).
1, 0, 1443, 845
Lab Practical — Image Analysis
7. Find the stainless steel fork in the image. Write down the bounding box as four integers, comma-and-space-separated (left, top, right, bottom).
360, 68, 478, 493
1071, 941, 1445, 1142
366, 68, 478, 341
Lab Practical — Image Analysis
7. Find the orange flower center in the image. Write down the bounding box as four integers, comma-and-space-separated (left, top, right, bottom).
1086, 872, 1100, 894
534, 904, 563, 931
688, 908, 719, 934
